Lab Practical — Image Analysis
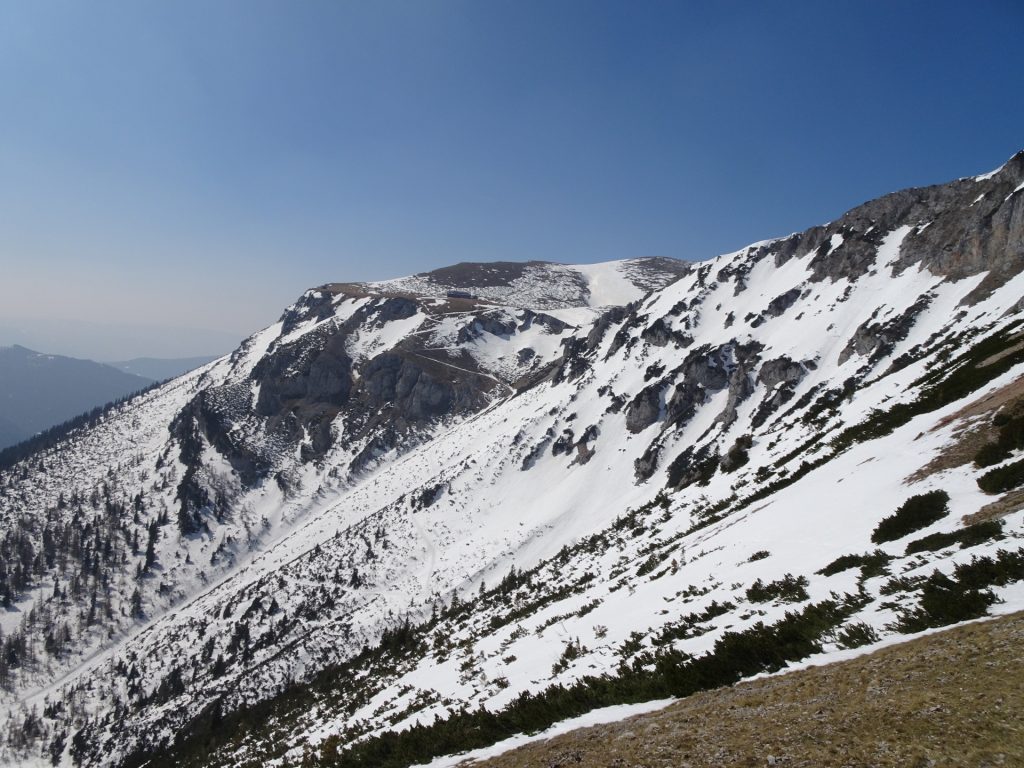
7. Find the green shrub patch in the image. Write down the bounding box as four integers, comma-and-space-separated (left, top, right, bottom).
893, 548, 1024, 633
977, 458, 1024, 494
746, 574, 809, 604
973, 410, 1024, 468
817, 550, 892, 579
871, 491, 949, 544
904, 521, 1003, 555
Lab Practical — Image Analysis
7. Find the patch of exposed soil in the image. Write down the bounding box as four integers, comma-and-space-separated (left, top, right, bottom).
964, 488, 1024, 525
908, 374, 1024, 483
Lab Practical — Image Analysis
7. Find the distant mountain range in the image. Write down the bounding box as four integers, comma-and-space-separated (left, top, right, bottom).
0, 346, 217, 451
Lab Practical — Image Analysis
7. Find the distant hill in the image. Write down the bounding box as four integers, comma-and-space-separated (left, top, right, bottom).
0, 344, 154, 450
0, 414, 27, 450
107, 355, 219, 382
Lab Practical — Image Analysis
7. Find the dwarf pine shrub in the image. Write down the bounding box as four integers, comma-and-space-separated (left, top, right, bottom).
871, 490, 949, 543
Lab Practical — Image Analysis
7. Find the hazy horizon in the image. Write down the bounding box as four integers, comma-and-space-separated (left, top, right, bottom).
0, 316, 242, 362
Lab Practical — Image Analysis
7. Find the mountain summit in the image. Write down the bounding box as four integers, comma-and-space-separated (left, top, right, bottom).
1, 153, 1024, 767
365, 256, 691, 309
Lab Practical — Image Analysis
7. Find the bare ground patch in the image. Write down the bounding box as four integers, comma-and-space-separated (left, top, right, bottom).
467, 612, 1024, 768
907, 373, 1024, 483
964, 488, 1024, 525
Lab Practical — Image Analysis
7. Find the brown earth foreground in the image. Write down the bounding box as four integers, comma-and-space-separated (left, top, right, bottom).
467, 612, 1024, 768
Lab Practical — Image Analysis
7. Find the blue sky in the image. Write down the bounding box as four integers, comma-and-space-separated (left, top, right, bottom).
0, 0, 1021, 358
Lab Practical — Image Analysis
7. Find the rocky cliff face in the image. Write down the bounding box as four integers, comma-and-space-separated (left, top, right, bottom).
2, 155, 1024, 768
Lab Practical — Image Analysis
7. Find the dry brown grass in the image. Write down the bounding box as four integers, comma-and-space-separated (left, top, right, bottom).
467, 612, 1024, 768
907, 375, 1024, 483
964, 488, 1024, 525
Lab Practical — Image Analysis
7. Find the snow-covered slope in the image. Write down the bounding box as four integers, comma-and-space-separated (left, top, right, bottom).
2, 153, 1024, 767
366, 257, 690, 310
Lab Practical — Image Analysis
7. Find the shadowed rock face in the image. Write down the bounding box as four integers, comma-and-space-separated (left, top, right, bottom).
642, 316, 694, 348
352, 351, 488, 431
170, 293, 503, 522
254, 330, 354, 419
279, 290, 339, 335
897, 154, 1024, 301
457, 311, 519, 343
750, 356, 807, 429
625, 382, 664, 433
765, 287, 802, 318
768, 151, 1024, 293
249, 294, 488, 464
626, 341, 762, 480
838, 293, 934, 367
662, 342, 763, 434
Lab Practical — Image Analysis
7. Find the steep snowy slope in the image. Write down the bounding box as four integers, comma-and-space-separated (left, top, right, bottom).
2, 154, 1024, 767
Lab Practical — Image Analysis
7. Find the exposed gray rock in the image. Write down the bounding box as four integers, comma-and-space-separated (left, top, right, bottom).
457, 312, 518, 343
641, 317, 693, 348
764, 287, 802, 318
748, 355, 807, 430
586, 306, 630, 353
355, 351, 484, 427
720, 434, 753, 473
715, 342, 764, 429
518, 309, 571, 335
897, 154, 1024, 302
716, 244, 773, 296
663, 342, 762, 433
279, 289, 338, 335
551, 337, 591, 383
644, 362, 666, 381
521, 429, 555, 470
253, 330, 353, 419
625, 382, 664, 433
551, 429, 575, 456
758, 357, 806, 391
791, 151, 1024, 292
170, 384, 269, 529
369, 296, 419, 324
633, 441, 661, 483
837, 293, 933, 366
807, 226, 886, 283
551, 424, 600, 466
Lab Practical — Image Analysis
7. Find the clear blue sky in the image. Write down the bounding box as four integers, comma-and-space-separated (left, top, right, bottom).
0, 0, 1021, 358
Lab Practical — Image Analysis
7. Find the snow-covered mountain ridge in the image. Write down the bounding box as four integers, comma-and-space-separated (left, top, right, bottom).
364, 257, 691, 310
1, 153, 1024, 767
